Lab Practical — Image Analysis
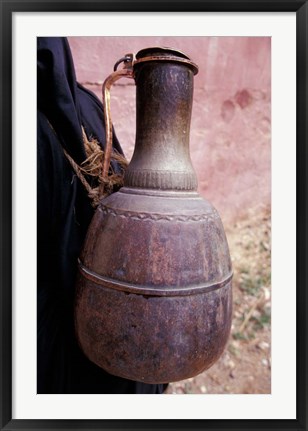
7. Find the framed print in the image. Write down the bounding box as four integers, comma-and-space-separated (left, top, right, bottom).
1, 1, 307, 430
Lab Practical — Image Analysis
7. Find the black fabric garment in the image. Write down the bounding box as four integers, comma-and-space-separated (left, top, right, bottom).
37, 37, 167, 394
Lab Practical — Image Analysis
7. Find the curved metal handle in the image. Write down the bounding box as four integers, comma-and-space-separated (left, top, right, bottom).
101, 54, 134, 186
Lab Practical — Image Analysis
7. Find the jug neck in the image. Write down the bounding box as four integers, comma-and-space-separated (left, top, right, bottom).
124, 47, 199, 191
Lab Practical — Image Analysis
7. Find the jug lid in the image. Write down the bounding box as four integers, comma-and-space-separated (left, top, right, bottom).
134, 46, 199, 75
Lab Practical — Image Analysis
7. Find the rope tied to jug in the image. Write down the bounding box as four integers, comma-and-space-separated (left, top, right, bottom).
47, 119, 128, 208
64, 127, 128, 208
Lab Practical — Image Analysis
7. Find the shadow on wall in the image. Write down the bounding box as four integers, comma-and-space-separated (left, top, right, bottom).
69, 36, 271, 225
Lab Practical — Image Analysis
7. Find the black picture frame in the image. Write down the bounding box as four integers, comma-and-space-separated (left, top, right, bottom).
1, 1, 307, 430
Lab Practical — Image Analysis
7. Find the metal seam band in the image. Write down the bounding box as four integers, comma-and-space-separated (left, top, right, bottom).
78, 259, 232, 297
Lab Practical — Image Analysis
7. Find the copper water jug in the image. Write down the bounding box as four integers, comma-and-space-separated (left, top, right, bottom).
75, 47, 232, 384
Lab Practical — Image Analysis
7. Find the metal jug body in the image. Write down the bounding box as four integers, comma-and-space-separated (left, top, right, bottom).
75, 47, 232, 383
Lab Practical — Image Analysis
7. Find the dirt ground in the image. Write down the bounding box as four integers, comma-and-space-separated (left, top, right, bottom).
165, 207, 271, 394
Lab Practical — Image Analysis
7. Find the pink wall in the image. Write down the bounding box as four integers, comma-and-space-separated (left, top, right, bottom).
69, 37, 271, 224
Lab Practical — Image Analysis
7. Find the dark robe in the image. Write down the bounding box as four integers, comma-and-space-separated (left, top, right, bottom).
37, 37, 167, 394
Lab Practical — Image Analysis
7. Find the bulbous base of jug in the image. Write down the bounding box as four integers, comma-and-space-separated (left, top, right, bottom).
75, 275, 232, 384
75, 187, 233, 383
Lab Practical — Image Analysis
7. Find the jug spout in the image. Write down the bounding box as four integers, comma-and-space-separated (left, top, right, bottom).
125, 47, 199, 191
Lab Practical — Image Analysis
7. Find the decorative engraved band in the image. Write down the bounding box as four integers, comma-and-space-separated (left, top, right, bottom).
98, 205, 220, 223
124, 169, 198, 191
78, 259, 233, 297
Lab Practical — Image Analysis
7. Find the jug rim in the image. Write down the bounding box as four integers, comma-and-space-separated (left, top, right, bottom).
134, 46, 199, 75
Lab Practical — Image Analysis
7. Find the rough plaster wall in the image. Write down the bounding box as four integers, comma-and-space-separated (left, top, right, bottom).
68, 36, 271, 224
